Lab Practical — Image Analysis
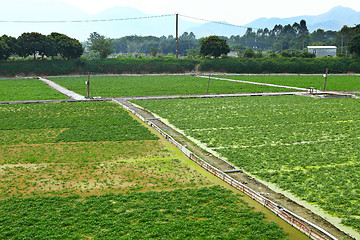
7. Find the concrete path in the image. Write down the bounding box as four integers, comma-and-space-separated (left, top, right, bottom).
39, 77, 86, 100
198, 75, 308, 91
117, 91, 300, 101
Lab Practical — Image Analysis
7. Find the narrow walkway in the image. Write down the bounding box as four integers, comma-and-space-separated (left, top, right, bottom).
198, 75, 308, 91
39, 77, 86, 100
118, 91, 300, 101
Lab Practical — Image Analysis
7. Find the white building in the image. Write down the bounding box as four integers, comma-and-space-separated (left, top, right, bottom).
307, 46, 337, 57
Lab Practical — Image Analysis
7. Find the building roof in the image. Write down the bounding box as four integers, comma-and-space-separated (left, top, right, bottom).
307, 46, 337, 49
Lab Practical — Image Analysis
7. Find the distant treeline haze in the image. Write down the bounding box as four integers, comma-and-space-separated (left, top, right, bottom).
109, 20, 360, 56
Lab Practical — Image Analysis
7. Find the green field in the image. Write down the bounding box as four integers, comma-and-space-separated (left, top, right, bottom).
0, 101, 291, 239
0, 186, 286, 239
134, 95, 360, 232
0, 101, 157, 145
0, 78, 66, 101
216, 75, 360, 91
49, 75, 295, 97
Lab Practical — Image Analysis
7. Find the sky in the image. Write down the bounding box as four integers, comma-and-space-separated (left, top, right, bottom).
60, 0, 360, 25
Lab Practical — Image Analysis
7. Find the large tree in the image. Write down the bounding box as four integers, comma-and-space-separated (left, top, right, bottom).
0, 35, 17, 60
16, 32, 54, 59
50, 32, 83, 59
200, 36, 230, 58
87, 32, 114, 59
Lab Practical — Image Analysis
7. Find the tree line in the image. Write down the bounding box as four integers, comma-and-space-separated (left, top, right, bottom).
1, 21, 360, 61
0, 32, 83, 61
106, 21, 360, 57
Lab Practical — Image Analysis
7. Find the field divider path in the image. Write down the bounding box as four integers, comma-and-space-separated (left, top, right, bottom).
113, 98, 344, 240
38, 77, 86, 100
198, 75, 309, 91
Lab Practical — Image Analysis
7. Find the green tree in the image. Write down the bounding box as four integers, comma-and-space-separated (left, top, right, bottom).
16, 32, 51, 59
200, 35, 230, 58
244, 47, 255, 58
50, 32, 83, 59
87, 32, 114, 59
348, 34, 360, 56
0, 35, 17, 60
150, 46, 158, 57
0, 38, 9, 60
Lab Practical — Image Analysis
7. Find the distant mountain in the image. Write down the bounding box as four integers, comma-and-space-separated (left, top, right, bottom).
0, 2, 359, 40
245, 6, 360, 32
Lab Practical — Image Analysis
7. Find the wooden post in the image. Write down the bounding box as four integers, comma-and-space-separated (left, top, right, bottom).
207, 74, 210, 94
323, 68, 328, 91
176, 13, 179, 59
87, 72, 90, 99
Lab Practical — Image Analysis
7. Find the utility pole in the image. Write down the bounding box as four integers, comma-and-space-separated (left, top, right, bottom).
207, 74, 211, 94
87, 72, 90, 99
176, 13, 179, 59
323, 68, 328, 91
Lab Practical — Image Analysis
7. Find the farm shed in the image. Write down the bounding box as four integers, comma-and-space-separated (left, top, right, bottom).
307, 46, 337, 57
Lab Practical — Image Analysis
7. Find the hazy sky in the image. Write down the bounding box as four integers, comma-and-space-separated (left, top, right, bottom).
60, 0, 360, 25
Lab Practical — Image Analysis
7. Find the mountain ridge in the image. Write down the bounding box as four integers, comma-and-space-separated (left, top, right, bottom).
245, 6, 360, 32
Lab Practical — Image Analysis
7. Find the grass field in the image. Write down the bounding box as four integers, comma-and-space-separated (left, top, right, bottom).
49, 75, 295, 97
0, 78, 66, 101
216, 75, 360, 91
134, 95, 360, 233
0, 101, 291, 239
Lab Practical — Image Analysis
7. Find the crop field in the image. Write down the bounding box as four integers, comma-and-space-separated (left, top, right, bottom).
0, 101, 291, 239
49, 75, 294, 97
134, 95, 360, 233
215, 75, 360, 91
0, 186, 287, 239
0, 78, 66, 101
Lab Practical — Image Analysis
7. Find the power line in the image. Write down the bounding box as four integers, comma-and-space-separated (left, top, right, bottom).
0, 14, 175, 23
179, 14, 260, 31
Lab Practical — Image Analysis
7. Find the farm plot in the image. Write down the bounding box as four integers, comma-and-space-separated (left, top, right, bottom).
49, 75, 294, 97
0, 186, 287, 239
215, 75, 360, 91
0, 101, 291, 239
0, 78, 66, 101
134, 95, 360, 233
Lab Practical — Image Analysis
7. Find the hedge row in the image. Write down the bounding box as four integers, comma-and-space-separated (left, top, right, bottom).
199, 57, 360, 74
0, 58, 198, 77
1, 57, 360, 77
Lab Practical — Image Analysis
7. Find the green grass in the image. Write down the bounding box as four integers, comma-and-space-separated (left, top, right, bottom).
0, 186, 287, 240
215, 75, 360, 91
49, 75, 296, 97
0, 78, 66, 101
134, 95, 360, 232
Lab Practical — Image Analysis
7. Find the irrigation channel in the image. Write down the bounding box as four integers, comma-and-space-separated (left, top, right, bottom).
2, 76, 358, 240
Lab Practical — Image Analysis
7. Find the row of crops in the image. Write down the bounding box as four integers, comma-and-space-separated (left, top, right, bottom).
134, 95, 360, 233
